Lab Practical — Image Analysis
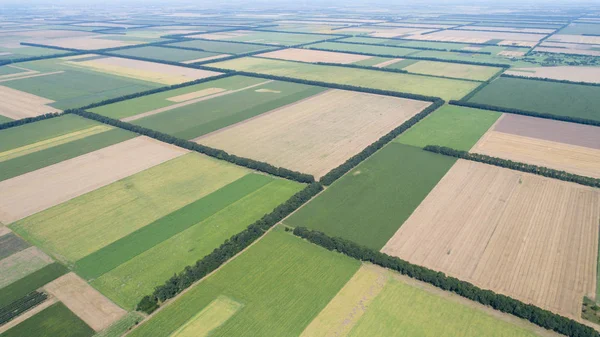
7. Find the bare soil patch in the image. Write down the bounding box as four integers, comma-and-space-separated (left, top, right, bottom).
0, 85, 61, 120
258, 48, 372, 64
506, 66, 600, 84
44, 272, 126, 331
198, 89, 430, 178
0, 136, 188, 224
382, 160, 600, 319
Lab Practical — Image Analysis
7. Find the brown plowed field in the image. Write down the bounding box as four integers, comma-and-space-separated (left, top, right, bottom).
198, 89, 430, 178
382, 160, 600, 319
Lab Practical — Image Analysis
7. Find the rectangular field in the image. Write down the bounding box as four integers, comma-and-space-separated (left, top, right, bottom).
0, 246, 53, 288
9, 153, 249, 263
0, 231, 30, 260
0, 136, 187, 223
128, 228, 360, 337
467, 77, 600, 122
395, 105, 501, 151
0, 262, 68, 308
0, 85, 61, 120
382, 160, 600, 319
188, 30, 329, 45
285, 143, 456, 250
208, 57, 480, 100
401, 60, 501, 81
407, 30, 545, 46
111, 46, 229, 63
167, 39, 274, 54
199, 89, 431, 178
1, 302, 94, 337
308, 41, 422, 57
505, 66, 600, 84
257, 48, 373, 64
471, 114, 600, 178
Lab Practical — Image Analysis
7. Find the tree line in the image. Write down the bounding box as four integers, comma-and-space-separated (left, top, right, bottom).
313, 61, 409, 74
0, 113, 62, 131
67, 109, 315, 183
458, 68, 506, 101
424, 145, 600, 188
330, 39, 495, 55
292, 227, 599, 337
0, 291, 48, 325
137, 183, 324, 314
501, 73, 600, 87
320, 99, 444, 185
449, 100, 600, 127
0, 51, 83, 67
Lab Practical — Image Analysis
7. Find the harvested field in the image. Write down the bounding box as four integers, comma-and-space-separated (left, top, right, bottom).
382, 160, 600, 319
337, 26, 434, 38
535, 46, 600, 57
506, 66, 600, 84
44, 273, 126, 332
408, 30, 544, 44
258, 48, 372, 64
498, 50, 526, 57
39, 36, 136, 50
0, 136, 187, 224
548, 34, 600, 45
0, 85, 61, 119
403, 60, 501, 81
199, 89, 430, 178
471, 130, 600, 178
0, 246, 53, 288
73, 57, 221, 85
456, 26, 555, 34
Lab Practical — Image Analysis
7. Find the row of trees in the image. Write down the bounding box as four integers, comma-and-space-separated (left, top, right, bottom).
305, 46, 510, 68
0, 291, 48, 325
0, 51, 82, 67
137, 183, 324, 314
332, 39, 495, 55
320, 99, 444, 185
458, 68, 506, 101
292, 227, 598, 337
449, 100, 600, 127
0, 113, 61, 131
424, 145, 600, 188
68, 109, 315, 183
501, 73, 600, 87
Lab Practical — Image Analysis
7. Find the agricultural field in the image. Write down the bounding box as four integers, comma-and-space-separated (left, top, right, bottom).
471, 114, 600, 178
285, 143, 456, 249
209, 57, 480, 100
404, 29, 546, 46
467, 76, 600, 122
166, 39, 275, 54
559, 23, 600, 35
199, 90, 431, 178
257, 48, 373, 64
110, 45, 230, 64
1, 302, 94, 337
506, 66, 600, 83
187, 30, 330, 45
382, 160, 600, 319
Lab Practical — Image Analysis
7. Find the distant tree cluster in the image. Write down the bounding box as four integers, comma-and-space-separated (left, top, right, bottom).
137, 183, 323, 314
292, 227, 599, 337
424, 145, 600, 188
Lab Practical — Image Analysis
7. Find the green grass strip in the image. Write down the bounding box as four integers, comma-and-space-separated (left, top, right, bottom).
75, 173, 273, 280
0, 128, 135, 182
0, 263, 68, 308
2, 302, 94, 337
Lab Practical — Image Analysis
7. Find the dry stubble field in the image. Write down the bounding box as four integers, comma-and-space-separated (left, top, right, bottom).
382, 160, 600, 319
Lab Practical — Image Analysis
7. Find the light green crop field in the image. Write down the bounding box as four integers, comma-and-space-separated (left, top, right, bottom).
468, 76, 600, 122
285, 143, 456, 250
343, 267, 543, 337
401, 60, 501, 81
167, 39, 274, 54
0, 263, 68, 307
409, 50, 535, 67
111, 45, 224, 62
0, 115, 12, 123
209, 57, 479, 100
133, 80, 325, 140
90, 75, 262, 119
10, 153, 250, 263
0, 65, 27, 75
128, 228, 360, 337
308, 41, 421, 56
395, 105, 501, 150
1, 58, 160, 109
92, 177, 303, 309
2, 302, 94, 337
215, 30, 329, 45
352, 56, 392, 66
0, 46, 69, 60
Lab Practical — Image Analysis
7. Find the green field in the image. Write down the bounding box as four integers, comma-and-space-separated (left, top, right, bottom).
129, 228, 360, 337
285, 143, 456, 250
0, 263, 68, 307
344, 267, 542, 337
111, 46, 225, 62
401, 60, 501, 81
409, 49, 535, 67
468, 77, 600, 122
91, 177, 302, 309
0, 65, 26, 76
2, 302, 94, 337
209, 57, 480, 100
0, 115, 12, 123
168, 39, 275, 54
309, 41, 421, 56
133, 80, 325, 140
395, 105, 501, 150
94, 312, 144, 337
0, 46, 69, 60
90, 75, 262, 119
2, 58, 160, 109
10, 153, 250, 263
352, 56, 392, 66
218, 30, 329, 45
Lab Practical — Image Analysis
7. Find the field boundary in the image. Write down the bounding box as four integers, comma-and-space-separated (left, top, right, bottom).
501, 73, 600, 87
331, 38, 496, 54
0, 113, 62, 131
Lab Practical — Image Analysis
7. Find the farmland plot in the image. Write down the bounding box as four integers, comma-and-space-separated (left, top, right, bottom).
188, 30, 329, 45
506, 66, 600, 84
382, 160, 600, 319
257, 48, 373, 64
111, 45, 230, 63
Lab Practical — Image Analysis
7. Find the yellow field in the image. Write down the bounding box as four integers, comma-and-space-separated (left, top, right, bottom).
171, 296, 243, 337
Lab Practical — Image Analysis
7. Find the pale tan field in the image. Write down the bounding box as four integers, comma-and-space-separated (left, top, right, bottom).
171, 296, 243, 337
375, 22, 457, 28
535, 46, 600, 56
72, 57, 221, 85
498, 50, 526, 57
38, 36, 135, 50
403, 60, 501, 81
181, 54, 230, 64
456, 26, 555, 34
506, 66, 600, 83
471, 131, 600, 178
382, 160, 600, 319
0, 136, 188, 224
258, 48, 372, 64
0, 246, 53, 288
372, 58, 403, 68
548, 34, 600, 44
0, 297, 57, 334
44, 273, 126, 331
408, 30, 544, 44
0, 85, 61, 119
338, 26, 434, 37
166, 88, 226, 102
198, 89, 430, 178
